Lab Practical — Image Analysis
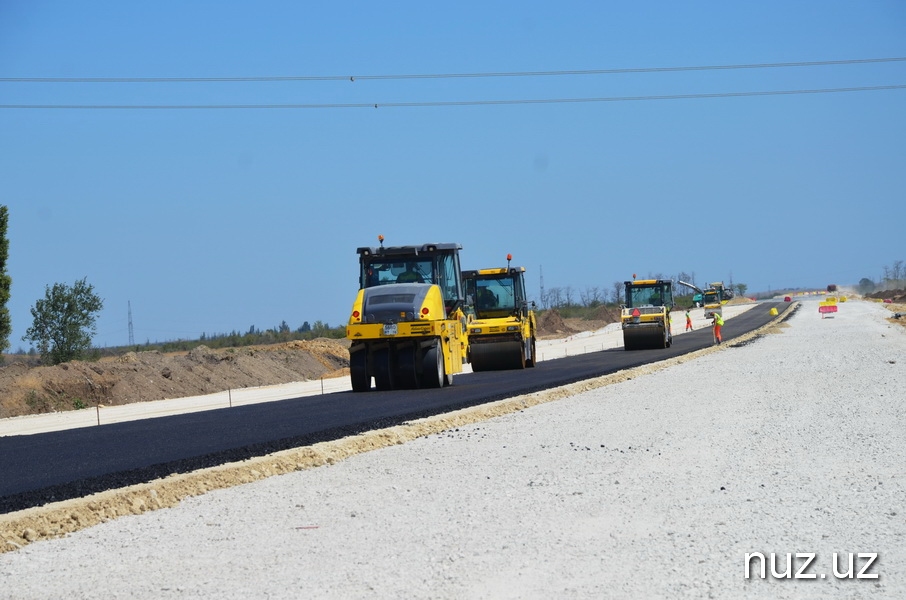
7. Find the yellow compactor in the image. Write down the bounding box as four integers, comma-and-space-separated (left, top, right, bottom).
702, 288, 723, 320
621, 278, 674, 350
346, 237, 469, 392
702, 281, 735, 318
462, 255, 537, 371
680, 279, 731, 319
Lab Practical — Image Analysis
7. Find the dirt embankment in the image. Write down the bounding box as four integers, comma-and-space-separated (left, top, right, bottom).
863, 288, 906, 302
0, 340, 351, 419
536, 306, 620, 340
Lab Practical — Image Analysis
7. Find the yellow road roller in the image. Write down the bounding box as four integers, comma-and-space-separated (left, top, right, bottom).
346, 236, 469, 392
462, 255, 537, 371
621, 278, 674, 350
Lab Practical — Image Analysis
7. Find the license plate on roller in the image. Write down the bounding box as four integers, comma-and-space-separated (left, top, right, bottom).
383, 323, 398, 336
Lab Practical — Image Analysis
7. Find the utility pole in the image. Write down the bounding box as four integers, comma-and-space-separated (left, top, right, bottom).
539, 265, 545, 309
128, 301, 134, 346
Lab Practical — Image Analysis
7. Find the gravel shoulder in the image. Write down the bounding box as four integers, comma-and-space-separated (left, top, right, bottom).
2, 298, 905, 599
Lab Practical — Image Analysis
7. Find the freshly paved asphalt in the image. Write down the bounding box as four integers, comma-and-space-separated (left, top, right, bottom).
0, 301, 794, 513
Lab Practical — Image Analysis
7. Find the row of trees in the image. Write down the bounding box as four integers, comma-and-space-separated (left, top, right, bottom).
858, 260, 906, 294
536, 259, 904, 312
141, 320, 344, 354
538, 272, 749, 310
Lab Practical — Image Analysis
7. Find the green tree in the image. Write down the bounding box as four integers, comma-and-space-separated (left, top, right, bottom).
735, 283, 748, 298
858, 277, 875, 294
311, 320, 330, 337
0, 206, 11, 353
24, 277, 104, 365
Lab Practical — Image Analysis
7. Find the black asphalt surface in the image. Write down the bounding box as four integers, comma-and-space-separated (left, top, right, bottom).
0, 301, 795, 513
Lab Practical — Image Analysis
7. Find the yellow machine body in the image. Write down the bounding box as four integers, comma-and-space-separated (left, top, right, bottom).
346, 242, 468, 392
462, 265, 536, 371
702, 289, 723, 319
703, 281, 732, 318
620, 278, 674, 351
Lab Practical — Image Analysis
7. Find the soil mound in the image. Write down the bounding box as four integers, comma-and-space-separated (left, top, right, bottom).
865, 289, 906, 303
536, 309, 576, 338
589, 305, 621, 323
536, 308, 620, 340
0, 339, 352, 419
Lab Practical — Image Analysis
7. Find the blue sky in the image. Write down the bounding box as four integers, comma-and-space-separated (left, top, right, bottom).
2, 2, 905, 350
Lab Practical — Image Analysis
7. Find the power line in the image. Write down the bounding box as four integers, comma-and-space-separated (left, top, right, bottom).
1, 57, 904, 83
2, 84, 904, 109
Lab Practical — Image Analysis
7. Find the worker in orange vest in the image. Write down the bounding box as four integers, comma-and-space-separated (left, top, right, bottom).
685, 309, 693, 331
712, 311, 724, 344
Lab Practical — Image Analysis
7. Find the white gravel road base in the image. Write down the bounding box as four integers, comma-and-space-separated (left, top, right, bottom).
3, 298, 904, 599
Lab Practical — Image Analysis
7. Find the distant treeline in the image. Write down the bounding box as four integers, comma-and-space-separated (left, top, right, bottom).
117, 320, 347, 355
10, 320, 346, 361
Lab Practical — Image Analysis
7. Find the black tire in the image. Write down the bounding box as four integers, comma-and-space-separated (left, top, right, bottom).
396, 345, 420, 389
350, 350, 370, 392
623, 334, 634, 351
373, 348, 395, 391
470, 349, 487, 372
516, 343, 527, 369
421, 340, 445, 388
